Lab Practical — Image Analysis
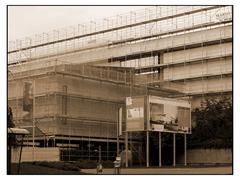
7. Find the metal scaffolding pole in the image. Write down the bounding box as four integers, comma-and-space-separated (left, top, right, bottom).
146, 131, 149, 167
184, 134, 187, 166
32, 80, 36, 162
117, 108, 119, 156
125, 132, 128, 167
173, 133, 176, 167
159, 132, 162, 167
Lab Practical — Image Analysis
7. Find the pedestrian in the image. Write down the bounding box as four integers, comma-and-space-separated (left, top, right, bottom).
96, 163, 103, 174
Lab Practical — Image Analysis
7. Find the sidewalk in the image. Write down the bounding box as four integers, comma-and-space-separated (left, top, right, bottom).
81, 166, 232, 175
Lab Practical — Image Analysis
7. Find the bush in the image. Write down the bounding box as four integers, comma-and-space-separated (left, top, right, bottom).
188, 97, 232, 149
72, 159, 114, 169
33, 161, 80, 171
74, 160, 97, 169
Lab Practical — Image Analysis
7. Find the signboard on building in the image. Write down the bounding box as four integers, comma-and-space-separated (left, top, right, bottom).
149, 96, 191, 134
126, 96, 191, 134
23, 82, 33, 112
126, 96, 145, 131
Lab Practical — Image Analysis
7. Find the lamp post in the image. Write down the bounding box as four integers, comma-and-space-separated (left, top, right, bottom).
94, 145, 101, 163
98, 145, 101, 163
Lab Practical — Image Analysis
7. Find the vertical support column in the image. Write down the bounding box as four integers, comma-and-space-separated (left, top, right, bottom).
125, 131, 128, 168
184, 134, 187, 166
159, 132, 162, 167
146, 95, 150, 168
88, 128, 90, 160
107, 137, 109, 161
130, 132, 132, 167
7, 136, 12, 174
32, 79, 36, 162
17, 135, 24, 174
146, 131, 149, 167
99, 145, 101, 163
173, 133, 176, 167
106, 119, 109, 160
117, 109, 119, 156
158, 52, 164, 80
53, 137, 56, 147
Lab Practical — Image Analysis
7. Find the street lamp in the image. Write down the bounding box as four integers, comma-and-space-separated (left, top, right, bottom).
94, 145, 103, 174
94, 145, 101, 163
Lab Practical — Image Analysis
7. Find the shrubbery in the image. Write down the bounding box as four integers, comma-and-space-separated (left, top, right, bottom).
188, 97, 232, 149
33, 161, 80, 171
32, 159, 114, 170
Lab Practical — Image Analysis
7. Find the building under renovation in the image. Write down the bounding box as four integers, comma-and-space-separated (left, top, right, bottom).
8, 6, 232, 164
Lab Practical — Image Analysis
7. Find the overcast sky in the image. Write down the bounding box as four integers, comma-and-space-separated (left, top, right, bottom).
8, 6, 149, 41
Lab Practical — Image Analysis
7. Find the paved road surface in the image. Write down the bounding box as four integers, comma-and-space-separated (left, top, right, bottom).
81, 166, 232, 175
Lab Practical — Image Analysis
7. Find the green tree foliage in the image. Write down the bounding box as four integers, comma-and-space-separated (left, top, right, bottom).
188, 97, 232, 149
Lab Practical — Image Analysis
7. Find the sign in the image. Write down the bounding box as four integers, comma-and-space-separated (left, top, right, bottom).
126, 96, 145, 132
149, 96, 191, 134
215, 11, 232, 22
126, 96, 191, 134
126, 97, 132, 106
151, 124, 164, 132
127, 107, 144, 119
23, 82, 33, 112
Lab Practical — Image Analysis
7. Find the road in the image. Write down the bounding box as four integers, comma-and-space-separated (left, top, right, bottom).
81, 166, 232, 175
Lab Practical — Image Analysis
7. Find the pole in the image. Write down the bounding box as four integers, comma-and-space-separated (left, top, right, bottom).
130, 132, 132, 167
99, 145, 101, 163
117, 109, 119, 156
146, 131, 149, 167
159, 132, 162, 167
7, 135, 12, 174
125, 132, 128, 167
184, 134, 187, 166
173, 133, 176, 167
18, 135, 24, 174
88, 135, 90, 160
32, 80, 35, 162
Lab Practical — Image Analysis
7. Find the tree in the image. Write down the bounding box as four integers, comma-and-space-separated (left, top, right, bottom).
188, 97, 232, 149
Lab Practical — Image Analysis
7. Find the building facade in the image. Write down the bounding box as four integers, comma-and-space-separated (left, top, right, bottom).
8, 6, 232, 163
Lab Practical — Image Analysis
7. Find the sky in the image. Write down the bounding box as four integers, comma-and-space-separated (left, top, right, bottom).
8, 6, 149, 41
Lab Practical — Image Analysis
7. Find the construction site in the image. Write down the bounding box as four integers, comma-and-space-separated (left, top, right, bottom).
8, 6, 232, 167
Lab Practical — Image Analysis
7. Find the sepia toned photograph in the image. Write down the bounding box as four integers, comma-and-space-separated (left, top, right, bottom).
7, 5, 233, 175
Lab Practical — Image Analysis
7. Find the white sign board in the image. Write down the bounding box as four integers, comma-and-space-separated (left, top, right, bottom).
126, 96, 145, 132
127, 107, 144, 119
151, 124, 164, 132
149, 96, 191, 134
126, 97, 132, 106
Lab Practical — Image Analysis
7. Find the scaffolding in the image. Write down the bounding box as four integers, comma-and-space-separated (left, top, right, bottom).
8, 5, 232, 95
8, 5, 232, 163
8, 6, 231, 63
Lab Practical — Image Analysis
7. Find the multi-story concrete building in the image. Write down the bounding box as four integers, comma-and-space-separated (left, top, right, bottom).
8, 6, 232, 163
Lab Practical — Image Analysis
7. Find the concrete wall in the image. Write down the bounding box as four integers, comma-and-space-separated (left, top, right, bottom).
178, 148, 232, 164
163, 43, 232, 64
163, 57, 232, 81
11, 147, 60, 162
185, 76, 232, 94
